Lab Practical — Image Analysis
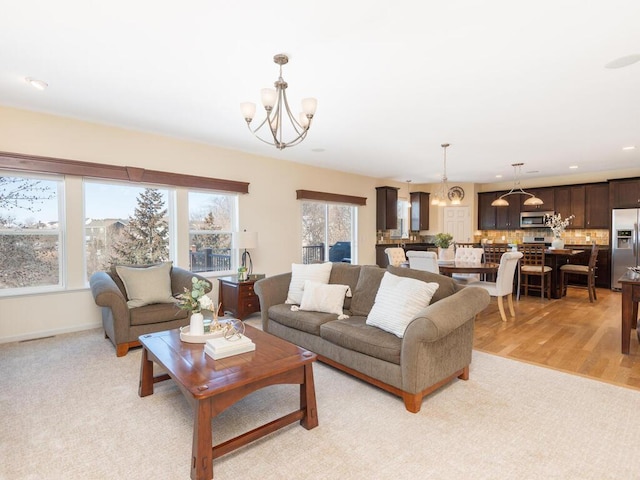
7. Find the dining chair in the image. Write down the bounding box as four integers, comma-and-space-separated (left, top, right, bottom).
473, 251, 523, 322
385, 247, 407, 267
560, 243, 599, 302
451, 247, 484, 284
519, 244, 552, 300
482, 243, 510, 282
405, 250, 439, 273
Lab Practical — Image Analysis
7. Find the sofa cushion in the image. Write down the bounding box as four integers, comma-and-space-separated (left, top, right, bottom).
387, 265, 459, 304
299, 281, 351, 316
268, 304, 338, 336
349, 265, 386, 316
285, 262, 333, 305
320, 316, 402, 365
328, 262, 361, 311
115, 262, 175, 308
130, 302, 188, 326
366, 272, 439, 338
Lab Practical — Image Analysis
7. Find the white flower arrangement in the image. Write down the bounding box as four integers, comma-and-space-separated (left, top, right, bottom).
176, 277, 213, 313
544, 213, 575, 238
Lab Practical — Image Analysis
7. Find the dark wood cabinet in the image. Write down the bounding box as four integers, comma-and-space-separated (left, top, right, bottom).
410, 191, 430, 231
478, 192, 498, 230
495, 193, 521, 229
610, 178, 640, 208
521, 187, 555, 211
376, 186, 398, 230
585, 183, 609, 228
569, 185, 586, 228
218, 275, 264, 320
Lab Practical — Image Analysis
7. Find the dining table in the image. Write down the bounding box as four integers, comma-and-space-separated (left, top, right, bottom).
438, 261, 500, 278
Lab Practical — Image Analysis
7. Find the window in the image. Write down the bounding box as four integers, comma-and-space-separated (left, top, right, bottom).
188, 191, 237, 274
84, 181, 171, 279
0, 173, 63, 294
301, 201, 356, 264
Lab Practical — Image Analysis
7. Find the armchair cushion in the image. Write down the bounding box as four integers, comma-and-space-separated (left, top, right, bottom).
115, 262, 175, 308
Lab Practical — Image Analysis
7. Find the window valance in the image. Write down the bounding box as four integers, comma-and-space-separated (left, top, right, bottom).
0, 151, 249, 194
296, 189, 367, 206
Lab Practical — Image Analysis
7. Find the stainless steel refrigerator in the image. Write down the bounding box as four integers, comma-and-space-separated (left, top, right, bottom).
611, 208, 640, 290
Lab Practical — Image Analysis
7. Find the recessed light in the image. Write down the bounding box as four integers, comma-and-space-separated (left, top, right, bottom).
526, 170, 539, 174
25, 77, 48, 90
311, 148, 325, 153
495, 174, 503, 179
569, 165, 578, 169
622, 146, 636, 151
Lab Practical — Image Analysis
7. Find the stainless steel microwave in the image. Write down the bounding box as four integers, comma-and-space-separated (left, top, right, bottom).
520, 211, 554, 228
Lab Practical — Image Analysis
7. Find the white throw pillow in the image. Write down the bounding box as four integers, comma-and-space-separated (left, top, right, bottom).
366, 272, 439, 338
286, 262, 333, 305
115, 262, 175, 308
298, 280, 351, 316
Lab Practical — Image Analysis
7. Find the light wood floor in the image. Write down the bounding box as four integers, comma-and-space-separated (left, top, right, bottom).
474, 286, 640, 390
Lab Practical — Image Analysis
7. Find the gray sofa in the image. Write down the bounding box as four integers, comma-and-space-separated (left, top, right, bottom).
89, 264, 211, 357
255, 263, 490, 413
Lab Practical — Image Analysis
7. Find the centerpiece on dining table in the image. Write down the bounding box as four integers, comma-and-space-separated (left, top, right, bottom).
544, 213, 575, 250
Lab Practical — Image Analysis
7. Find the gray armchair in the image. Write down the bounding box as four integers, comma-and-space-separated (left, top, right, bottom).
89, 265, 211, 356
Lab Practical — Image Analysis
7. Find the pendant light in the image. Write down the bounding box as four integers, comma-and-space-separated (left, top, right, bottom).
491, 163, 543, 207
431, 143, 451, 207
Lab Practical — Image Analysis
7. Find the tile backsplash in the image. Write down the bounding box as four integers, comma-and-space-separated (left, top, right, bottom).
476, 229, 609, 246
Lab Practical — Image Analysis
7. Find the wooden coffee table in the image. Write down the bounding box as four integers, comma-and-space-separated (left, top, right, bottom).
138, 325, 318, 480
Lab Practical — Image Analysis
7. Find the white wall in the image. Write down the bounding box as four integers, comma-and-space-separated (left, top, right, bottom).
0, 106, 387, 342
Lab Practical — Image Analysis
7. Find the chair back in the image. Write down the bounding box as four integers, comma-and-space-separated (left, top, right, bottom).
406, 250, 439, 273
385, 247, 407, 267
455, 247, 484, 263
520, 244, 546, 272
494, 251, 523, 296
588, 243, 599, 271
455, 242, 476, 249
483, 243, 510, 263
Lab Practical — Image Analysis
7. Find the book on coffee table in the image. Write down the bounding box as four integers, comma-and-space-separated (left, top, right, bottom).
204, 335, 255, 360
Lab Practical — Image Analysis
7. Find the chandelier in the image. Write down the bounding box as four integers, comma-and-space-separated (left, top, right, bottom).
240, 54, 317, 150
431, 143, 455, 207
491, 163, 543, 206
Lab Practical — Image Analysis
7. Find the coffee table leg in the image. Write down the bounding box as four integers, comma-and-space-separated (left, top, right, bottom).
191, 399, 213, 480
300, 363, 318, 430
138, 347, 154, 397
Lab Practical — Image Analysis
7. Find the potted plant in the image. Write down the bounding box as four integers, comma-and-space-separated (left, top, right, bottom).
434, 233, 454, 260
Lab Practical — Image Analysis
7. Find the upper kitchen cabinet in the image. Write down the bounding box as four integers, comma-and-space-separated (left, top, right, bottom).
410, 191, 430, 231
376, 186, 399, 230
478, 192, 498, 230
610, 178, 640, 208
495, 193, 522, 229
521, 187, 554, 211
585, 183, 609, 228
555, 185, 585, 227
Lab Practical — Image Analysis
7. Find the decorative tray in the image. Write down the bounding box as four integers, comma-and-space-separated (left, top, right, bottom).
179, 324, 226, 344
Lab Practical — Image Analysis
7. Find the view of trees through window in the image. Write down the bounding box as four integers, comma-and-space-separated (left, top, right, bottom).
301, 202, 354, 264
189, 192, 234, 273
0, 175, 61, 291
85, 182, 170, 279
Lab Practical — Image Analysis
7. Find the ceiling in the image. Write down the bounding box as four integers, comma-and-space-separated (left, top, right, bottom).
1, 1, 639, 184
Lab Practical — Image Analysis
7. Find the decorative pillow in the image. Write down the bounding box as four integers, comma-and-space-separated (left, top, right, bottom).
115, 262, 175, 308
297, 280, 351, 316
285, 262, 333, 305
366, 272, 439, 338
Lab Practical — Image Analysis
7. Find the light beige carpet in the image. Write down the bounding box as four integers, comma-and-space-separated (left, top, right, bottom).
2, 327, 639, 480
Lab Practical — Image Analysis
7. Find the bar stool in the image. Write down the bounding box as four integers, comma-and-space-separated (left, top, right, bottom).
520, 244, 552, 299
560, 243, 599, 302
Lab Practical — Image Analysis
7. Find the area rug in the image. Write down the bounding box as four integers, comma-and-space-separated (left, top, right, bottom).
1, 328, 639, 479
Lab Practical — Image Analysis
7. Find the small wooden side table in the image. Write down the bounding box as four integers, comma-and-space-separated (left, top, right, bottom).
218, 274, 265, 320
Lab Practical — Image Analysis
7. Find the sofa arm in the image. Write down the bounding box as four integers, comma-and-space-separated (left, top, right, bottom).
403, 286, 490, 344
254, 272, 291, 332
89, 271, 129, 322
170, 267, 212, 296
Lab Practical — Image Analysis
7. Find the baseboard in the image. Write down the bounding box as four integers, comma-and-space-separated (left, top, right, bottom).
0, 322, 101, 344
